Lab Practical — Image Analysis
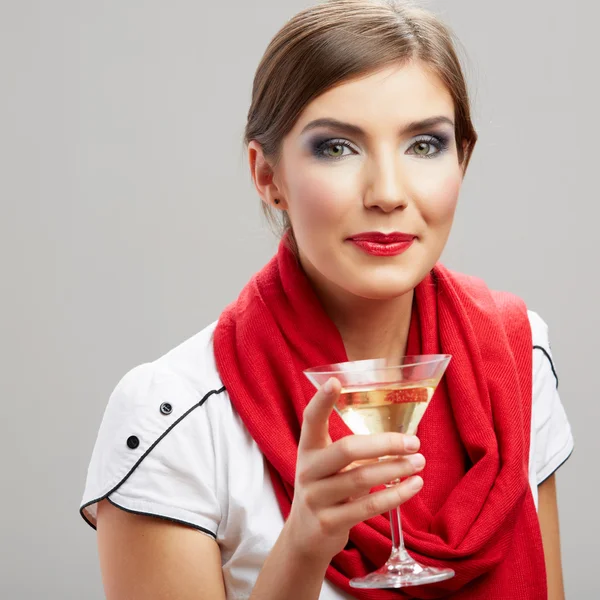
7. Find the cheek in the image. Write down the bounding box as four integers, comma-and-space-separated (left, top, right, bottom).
417, 170, 462, 225
285, 165, 357, 231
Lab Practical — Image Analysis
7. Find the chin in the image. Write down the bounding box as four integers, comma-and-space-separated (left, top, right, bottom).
344, 274, 419, 301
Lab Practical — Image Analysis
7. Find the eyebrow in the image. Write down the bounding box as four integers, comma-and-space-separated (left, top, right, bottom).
300, 116, 455, 137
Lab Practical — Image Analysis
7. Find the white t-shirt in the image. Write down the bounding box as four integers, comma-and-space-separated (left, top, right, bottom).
80, 310, 573, 600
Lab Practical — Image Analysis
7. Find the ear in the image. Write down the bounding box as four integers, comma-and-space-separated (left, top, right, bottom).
248, 141, 287, 210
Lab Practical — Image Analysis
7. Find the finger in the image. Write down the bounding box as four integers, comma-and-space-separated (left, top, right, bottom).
309, 432, 420, 480
321, 476, 424, 531
306, 454, 425, 508
299, 377, 341, 451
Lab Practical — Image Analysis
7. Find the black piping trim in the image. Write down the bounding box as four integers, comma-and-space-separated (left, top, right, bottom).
106, 497, 217, 539
533, 345, 559, 389
537, 446, 574, 485
79, 385, 226, 530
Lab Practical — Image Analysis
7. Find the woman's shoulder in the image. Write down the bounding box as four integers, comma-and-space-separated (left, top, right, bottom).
442, 267, 551, 343
526, 309, 552, 348
526, 309, 560, 392
103, 317, 231, 434
443, 266, 558, 388
100, 319, 228, 432
79, 320, 236, 530
155, 319, 224, 393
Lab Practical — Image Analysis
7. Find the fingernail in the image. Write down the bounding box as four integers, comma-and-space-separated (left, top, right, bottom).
404, 436, 420, 452
407, 476, 423, 490
323, 378, 334, 393
407, 453, 425, 469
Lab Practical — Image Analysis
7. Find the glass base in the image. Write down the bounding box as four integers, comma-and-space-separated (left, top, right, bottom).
349, 555, 454, 589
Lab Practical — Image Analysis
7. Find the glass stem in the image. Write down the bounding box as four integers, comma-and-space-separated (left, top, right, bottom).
388, 505, 411, 562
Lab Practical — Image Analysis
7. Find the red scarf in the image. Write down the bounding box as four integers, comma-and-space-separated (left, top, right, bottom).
213, 239, 546, 599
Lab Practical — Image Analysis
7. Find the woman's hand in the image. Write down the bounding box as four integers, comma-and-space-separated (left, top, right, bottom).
284, 377, 425, 564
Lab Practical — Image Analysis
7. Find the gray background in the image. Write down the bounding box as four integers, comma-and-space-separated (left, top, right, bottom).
1, 0, 597, 598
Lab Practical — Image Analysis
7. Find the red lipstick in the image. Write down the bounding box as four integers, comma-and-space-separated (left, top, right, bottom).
348, 231, 416, 257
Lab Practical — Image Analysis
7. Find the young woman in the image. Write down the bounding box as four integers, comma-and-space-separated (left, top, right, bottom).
79, 1, 573, 598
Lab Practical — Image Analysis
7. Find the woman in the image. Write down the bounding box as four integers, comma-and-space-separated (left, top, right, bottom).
79, 1, 573, 598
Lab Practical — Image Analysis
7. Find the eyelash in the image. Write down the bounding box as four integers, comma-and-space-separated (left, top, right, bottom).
312, 134, 451, 161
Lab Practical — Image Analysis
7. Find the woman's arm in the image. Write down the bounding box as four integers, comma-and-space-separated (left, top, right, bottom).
96, 499, 227, 600
96, 379, 424, 600
538, 474, 566, 600
248, 522, 330, 600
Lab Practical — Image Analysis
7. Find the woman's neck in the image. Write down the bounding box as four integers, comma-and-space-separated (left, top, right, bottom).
302, 260, 414, 363
325, 291, 414, 363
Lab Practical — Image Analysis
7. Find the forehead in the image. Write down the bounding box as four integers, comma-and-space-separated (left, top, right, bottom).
292, 61, 455, 134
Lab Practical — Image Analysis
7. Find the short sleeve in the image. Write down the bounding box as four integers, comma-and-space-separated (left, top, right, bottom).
79, 361, 227, 539
529, 311, 574, 485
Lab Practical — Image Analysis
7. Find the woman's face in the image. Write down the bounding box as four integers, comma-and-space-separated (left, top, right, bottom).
256, 61, 465, 301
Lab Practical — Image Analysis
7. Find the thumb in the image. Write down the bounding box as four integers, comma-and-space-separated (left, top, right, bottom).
299, 377, 342, 451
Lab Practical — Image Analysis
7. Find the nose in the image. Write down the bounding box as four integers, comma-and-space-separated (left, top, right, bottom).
363, 152, 408, 213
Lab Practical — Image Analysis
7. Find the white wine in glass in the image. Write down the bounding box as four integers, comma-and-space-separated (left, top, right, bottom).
304, 355, 454, 589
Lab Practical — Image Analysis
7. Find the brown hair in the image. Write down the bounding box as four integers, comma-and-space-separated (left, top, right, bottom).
244, 0, 478, 240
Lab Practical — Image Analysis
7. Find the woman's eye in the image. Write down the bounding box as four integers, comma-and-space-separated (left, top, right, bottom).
325, 144, 348, 158
314, 139, 355, 160
413, 141, 435, 156
408, 135, 449, 159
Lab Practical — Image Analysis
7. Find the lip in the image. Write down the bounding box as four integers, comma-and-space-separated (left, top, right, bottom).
349, 231, 415, 244
347, 231, 416, 257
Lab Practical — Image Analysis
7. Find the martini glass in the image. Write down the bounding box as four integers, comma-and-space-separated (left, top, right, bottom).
304, 355, 453, 589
